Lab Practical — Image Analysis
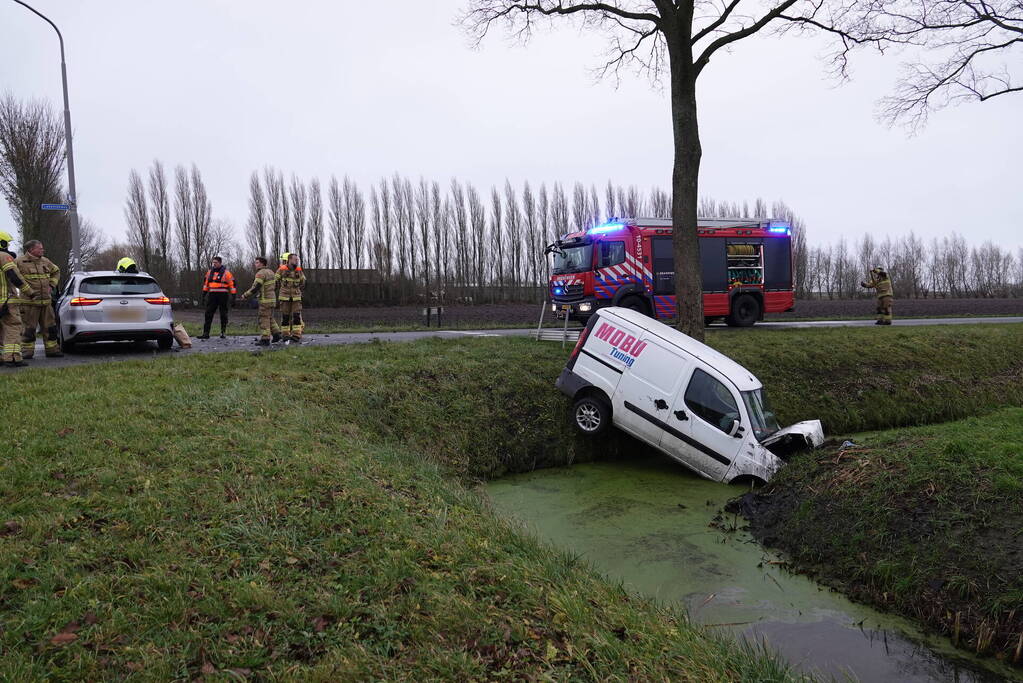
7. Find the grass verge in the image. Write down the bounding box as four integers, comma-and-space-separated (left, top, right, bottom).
733, 408, 1023, 665
2, 339, 795, 681
4, 323, 1022, 677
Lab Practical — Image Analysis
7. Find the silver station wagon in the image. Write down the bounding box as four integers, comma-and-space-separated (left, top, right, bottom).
55, 271, 174, 352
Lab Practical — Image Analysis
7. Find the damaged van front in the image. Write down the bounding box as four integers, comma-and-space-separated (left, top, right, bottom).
725, 385, 824, 482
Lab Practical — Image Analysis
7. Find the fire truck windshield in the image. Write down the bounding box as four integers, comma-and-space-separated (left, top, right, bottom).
552, 244, 593, 274
741, 388, 781, 442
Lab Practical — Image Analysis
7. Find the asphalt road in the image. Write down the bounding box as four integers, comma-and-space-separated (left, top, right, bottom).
5, 316, 1022, 372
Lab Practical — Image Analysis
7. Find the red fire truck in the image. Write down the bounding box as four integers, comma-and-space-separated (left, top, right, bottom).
546, 217, 795, 326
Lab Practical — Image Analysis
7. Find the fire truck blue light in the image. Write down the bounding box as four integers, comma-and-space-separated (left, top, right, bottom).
554, 287, 564, 295
589, 223, 624, 234
769, 226, 790, 234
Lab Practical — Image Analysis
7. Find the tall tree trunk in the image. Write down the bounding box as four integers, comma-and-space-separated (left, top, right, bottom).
667, 33, 704, 341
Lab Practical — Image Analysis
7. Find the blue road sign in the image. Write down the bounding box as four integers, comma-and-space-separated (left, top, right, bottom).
41, 203, 70, 211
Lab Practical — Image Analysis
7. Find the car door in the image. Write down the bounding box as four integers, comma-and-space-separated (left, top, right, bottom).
662, 366, 747, 481
611, 333, 691, 448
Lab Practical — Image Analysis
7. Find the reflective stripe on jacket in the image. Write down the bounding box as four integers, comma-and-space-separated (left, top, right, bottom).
15, 253, 59, 305
275, 265, 305, 301
243, 268, 278, 305
203, 267, 236, 294
863, 277, 894, 299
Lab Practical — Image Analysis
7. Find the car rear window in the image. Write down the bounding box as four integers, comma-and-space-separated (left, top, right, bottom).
79, 276, 162, 295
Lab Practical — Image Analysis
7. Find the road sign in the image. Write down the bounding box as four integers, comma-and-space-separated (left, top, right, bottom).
41, 203, 70, 211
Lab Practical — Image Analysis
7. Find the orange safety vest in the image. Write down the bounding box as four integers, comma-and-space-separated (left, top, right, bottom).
203, 267, 236, 294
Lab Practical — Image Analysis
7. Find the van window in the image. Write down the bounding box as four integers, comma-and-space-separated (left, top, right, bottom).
597, 241, 625, 269
684, 368, 740, 433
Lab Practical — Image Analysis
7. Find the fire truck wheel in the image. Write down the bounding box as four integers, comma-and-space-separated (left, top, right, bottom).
572, 394, 611, 436
619, 296, 650, 317
726, 294, 761, 327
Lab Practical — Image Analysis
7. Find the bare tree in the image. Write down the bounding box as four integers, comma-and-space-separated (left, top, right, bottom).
328, 176, 344, 271
449, 179, 470, 295
246, 171, 268, 260
550, 182, 568, 237
571, 182, 587, 230
264, 167, 285, 262
124, 169, 152, 270
148, 160, 173, 278
467, 183, 487, 290
807, 2, 1023, 129
415, 177, 432, 296
190, 164, 213, 268
0, 95, 69, 267
522, 180, 540, 287
289, 174, 307, 260
504, 179, 523, 288
173, 165, 194, 275
307, 178, 324, 269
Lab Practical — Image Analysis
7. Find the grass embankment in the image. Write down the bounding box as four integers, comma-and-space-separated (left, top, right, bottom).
1, 339, 791, 681
735, 409, 1023, 665
3, 324, 1022, 678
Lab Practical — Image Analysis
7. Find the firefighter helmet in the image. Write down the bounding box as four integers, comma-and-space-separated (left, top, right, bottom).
280, 252, 290, 263
117, 257, 139, 273
0, 230, 12, 247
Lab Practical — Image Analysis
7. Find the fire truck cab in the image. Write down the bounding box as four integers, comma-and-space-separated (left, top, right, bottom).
546, 217, 796, 326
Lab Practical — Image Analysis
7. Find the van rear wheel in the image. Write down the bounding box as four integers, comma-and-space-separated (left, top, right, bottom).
726, 294, 761, 327
572, 395, 611, 436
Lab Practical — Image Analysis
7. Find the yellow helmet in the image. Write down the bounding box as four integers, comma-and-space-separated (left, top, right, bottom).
280, 252, 290, 263
0, 230, 12, 245
117, 257, 139, 273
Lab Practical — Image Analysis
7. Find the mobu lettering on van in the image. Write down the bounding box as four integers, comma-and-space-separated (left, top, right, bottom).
592, 322, 647, 368
556, 307, 824, 484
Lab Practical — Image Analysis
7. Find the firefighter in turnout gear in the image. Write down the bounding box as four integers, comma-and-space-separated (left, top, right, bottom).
275, 252, 306, 342
241, 257, 281, 345
861, 267, 894, 325
199, 256, 236, 339
1, 231, 29, 367
16, 240, 63, 359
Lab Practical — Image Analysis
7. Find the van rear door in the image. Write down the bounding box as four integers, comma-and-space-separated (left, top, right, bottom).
601, 326, 692, 448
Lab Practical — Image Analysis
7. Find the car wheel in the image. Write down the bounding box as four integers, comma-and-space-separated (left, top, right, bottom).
572, 395, 611, 436
726, 294, 761, 327
157, 336, 173, 350
619, 296, 650, 317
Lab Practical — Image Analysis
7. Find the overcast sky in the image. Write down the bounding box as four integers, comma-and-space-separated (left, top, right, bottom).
2, 0, 1021, 253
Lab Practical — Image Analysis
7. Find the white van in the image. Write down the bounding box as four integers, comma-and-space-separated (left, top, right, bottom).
556, 307, 824, 484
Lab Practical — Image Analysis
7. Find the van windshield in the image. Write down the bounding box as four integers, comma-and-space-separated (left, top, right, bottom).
552, 244, 593, 274
741, 388, 781, 442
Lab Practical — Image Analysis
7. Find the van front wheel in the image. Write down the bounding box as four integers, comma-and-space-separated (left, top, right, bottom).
572, 395, 611, 436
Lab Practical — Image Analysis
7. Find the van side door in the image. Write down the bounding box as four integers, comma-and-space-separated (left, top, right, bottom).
663, 366, 747, 481
610, 334, 691, 449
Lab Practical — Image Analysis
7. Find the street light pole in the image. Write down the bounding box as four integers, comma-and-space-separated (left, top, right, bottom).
11, 0, 81, 272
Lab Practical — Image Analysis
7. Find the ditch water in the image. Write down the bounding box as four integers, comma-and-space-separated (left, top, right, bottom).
487, 458, 1020, 682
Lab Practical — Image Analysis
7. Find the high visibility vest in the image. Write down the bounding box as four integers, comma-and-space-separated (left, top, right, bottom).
203, 267, 236, 294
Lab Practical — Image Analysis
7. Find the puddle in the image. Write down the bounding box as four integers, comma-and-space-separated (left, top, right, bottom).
486, 458, 1020, 682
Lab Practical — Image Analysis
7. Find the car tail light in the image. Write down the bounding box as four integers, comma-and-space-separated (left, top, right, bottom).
70, 297, 102, 306
145, 296, 171, 305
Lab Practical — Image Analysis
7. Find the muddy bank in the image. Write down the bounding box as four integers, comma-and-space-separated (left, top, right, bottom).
730, 413, 1023, 669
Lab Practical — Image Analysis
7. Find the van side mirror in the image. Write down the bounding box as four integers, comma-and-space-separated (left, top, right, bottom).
728, 419, 742, 438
